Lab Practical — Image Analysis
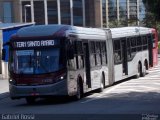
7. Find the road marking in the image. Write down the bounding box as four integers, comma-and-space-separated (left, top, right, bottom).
81, 83, 124, 104
81, 64, 160, 104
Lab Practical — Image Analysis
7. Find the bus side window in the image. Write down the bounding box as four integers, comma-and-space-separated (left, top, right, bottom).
90, 41, 96, 67
131, 37, 137, 56
76, 41, 84, 69
114, 39, 121, 64
137, 36, 142, 51
95, 42, 101, 66
142, 36, 148, 50
127, 38, 132, 60
67, 41, 77, 70
101, 42, 107, 65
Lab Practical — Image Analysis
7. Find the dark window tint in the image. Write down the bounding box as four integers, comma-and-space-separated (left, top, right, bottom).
47, 0, 58, 24
114, 40, 121, 50
3, 2, 13, 23
34, 1, 45, 24
60, 0, 71, 24
73, 0, 83, 26
114, 39, 121, 64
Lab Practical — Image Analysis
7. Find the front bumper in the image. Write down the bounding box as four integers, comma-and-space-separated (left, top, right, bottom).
9, 79, 68, 99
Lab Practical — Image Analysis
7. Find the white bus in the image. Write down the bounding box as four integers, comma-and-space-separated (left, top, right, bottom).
5, 25, 156, 104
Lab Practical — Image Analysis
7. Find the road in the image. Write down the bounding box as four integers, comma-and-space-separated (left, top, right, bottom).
0, 64, 160, 119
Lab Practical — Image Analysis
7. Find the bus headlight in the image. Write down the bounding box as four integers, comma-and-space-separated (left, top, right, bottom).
9, 79, 16, 85
60, 76, 64, 80
54, 74, 66, 83
60, 74, 66, 80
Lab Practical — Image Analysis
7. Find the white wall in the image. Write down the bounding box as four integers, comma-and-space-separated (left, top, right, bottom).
0, 30, 9, 79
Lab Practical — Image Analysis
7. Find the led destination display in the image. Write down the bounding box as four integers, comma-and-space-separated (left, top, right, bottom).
14, 40, 55, 48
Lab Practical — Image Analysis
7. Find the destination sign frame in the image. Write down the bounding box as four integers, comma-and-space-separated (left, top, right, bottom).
12, 40, 56, 49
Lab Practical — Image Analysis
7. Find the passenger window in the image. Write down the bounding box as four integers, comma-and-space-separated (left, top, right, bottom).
127, 38, 132, 60
74, 41, 84, 69
68, 57, 77, 70
137, 36, 142, 51
142, 36, 148, 50
90, 41, 96, 67
77, 41, 83, 54
101, 42, 107, 65
90, 42, 96, 54
95, 42, 101, 66
114, 40, 121, 64
114, 40, 121, 50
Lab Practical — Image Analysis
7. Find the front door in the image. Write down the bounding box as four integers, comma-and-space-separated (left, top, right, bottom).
83, 43, 91, 88
121, 39, 128, 75
148, 34, 153, 67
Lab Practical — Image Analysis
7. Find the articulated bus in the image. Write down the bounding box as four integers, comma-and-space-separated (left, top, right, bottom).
5, 25, 158, 104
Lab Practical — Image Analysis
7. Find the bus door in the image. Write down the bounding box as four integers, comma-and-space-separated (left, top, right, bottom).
148, 34, 153, 67
121, 39, 128, 75
83, 42, 91, 88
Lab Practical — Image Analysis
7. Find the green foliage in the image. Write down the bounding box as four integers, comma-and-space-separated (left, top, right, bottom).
143, 0, 160, 20
143, 0, 160, 34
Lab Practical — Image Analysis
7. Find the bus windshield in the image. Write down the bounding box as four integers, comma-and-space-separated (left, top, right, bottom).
10, 48, 64, 74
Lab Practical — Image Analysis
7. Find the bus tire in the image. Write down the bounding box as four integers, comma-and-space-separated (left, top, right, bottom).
98, 73, 105, 92
141, 65, 146, 77
25, 97, 36, 104
75, 80, 83, 100
135, 63, 141, 78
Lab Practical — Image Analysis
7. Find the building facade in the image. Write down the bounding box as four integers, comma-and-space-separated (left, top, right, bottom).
0, 0, 146, 28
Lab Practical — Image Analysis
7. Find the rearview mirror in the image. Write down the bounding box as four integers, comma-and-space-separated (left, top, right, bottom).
2, 49, 6, 61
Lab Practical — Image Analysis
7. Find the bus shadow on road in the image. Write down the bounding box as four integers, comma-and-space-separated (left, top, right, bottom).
12, 97, 74, 107
25, 97, 77, 106
16, 74, 152, 106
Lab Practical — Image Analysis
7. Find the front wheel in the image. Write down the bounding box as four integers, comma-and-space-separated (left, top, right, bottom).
75, 80, 83, 100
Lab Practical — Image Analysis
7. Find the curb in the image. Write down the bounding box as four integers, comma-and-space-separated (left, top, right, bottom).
0, 92, 9, 100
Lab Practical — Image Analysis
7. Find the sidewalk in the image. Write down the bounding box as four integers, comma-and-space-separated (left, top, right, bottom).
0, 78, 9, 100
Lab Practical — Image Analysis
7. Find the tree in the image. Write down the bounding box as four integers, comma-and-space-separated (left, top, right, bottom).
143, 0, 160, 31
143, 0, 160, 20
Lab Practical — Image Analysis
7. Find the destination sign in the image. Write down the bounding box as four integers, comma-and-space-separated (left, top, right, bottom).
14, 40, 55, 48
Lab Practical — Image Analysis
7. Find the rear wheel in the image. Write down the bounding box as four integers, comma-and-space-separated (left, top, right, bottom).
135, 64, 141, 78
25, 97, 36, 104
141, 65, 146, 77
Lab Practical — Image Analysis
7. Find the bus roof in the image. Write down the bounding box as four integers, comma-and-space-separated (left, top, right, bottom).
16, 24, 107, 40
0, 23, 34, 30
14, 25, 153, 41
110, 27, 152, 39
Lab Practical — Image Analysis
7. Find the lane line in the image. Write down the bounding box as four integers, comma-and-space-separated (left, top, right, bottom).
81, 83, 124, 104
81, 64, 160, 104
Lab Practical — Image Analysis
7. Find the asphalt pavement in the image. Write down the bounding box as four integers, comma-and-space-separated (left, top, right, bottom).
0, 77, 9, 100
